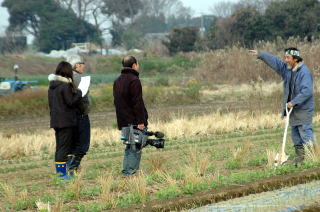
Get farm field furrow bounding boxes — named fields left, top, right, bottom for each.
left=1, top=120, right=320, bottom=211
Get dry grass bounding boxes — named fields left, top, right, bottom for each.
left=0, top=183, right=16, bottom=209
left=232, top=142, right=251, bottom=165
left=188, top=146, right=211, bottom=176
left=130, top=172, right=147, bottom=199
left=183, top=146, right=209, bottom=183
left=194, top=38, right=320, bottom=84
left=158, top=170, right=178, bottom=186
left=98, top=174, right=117, bottom=208
left=149, top=153, right=167, bottom=173
left=0, top=130, right=54, bottom=160
left=19, top=188, right=28, bottom=202
left=0, top=89, right=48, bottom=117
left=36, top=200, right=51, bottom=212
left=305, top=142, right=320, bottom=162
left=2, top=111, right=320, bottom=160
left=115, top=179, right=129, bottom=193
left=52, top=200, right=63, bottom=212
left=68, top=170, right=84, bottom=201
left=154, top=112, right=281, bottom=139
left=208, top=171, right=220, bottom=184
left=266, top=149, right=277, bottom=167
left=183, top=166, right=203, bottom=185
left=201, top=81, right=281, bottom=100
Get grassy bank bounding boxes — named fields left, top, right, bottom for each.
left=0, top=54, right=198, bottom=78
left=0, top=79, right=206, bottom=119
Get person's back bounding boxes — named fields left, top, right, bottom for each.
left=48, top=61, right=82, bottom=180
left=113, top=56, right=148, bottom=176
left=66, top=55, right=91, bottom=175
left=113, top=67, right=148, bottom=130
left=48, top=73, right=81, bottom=128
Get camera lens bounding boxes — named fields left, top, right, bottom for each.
left=147, top=139, right=165, bottom=149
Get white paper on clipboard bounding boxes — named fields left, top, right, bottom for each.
left=78, top=76, right=91, bottom=97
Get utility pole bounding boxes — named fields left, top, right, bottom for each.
left=13, top=64, right=19, bottom=81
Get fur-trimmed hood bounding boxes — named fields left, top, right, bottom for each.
left=48, top=74, right=72, bottom=83
left=48, top=74, right=73, bottom=90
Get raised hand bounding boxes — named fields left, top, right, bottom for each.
left=249, top=50, right=259, bottom=56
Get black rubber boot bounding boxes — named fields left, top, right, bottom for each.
left=293, top=146, right=305, bottom=167
left=66, top=154, right=74, bottom=166
left=67, top=155, right=82, bottom=176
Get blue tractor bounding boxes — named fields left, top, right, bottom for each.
left=0, top=79, right=38, bottom=95
left=0, top=64, right=38, bottom=95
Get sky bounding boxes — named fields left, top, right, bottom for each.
left=0, top=0, right=239, bottom=38
left=180, top=0, right=239, bottom=16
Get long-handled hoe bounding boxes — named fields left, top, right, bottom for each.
left=274, top=105, right=293, bottom=166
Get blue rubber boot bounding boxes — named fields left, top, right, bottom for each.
left=55, top=162, right=70, bottom=180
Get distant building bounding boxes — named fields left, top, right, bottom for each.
left=144, top=33, right=169, bottom=42
left=71, top=42, right=101, bottom=53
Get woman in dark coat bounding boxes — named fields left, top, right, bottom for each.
left=48, top=61, right=82, bottom=179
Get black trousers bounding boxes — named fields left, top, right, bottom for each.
left=71, top=115, right=91, bottom=158
left=54, top=127, right=76, bottom=162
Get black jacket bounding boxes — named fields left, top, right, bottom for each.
left=113, top=68, right=148, bottom=130
left=48, top=74, right=82, bottom=128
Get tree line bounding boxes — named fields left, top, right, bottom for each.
left=165, top=0, right=320, bottom=54
left=2, top=0, right=192, bottom=52
left=2, top=0, right=320, bottom=53
left=206, top=0, right=320, bottom=49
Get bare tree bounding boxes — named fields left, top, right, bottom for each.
left=235, top=0, right=274, bottom=14
left=101, top=0, right=143, bottom=23
left=210, top=1, right=237, bottom=18
left=55, top=0, right=97, bottom=20
left=211, top=0, right=274, bottom=18
left=140, top=0, right=192, bottom=19
left=55, top=0, right=75, bottom=10
left=56, top=0, right=110, bottom=42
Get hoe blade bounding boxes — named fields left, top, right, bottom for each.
left=274, top=153, right=289, bottom=166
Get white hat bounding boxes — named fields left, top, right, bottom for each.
left=66, top=55, right=83, bottom=67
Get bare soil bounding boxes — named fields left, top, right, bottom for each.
left=0, top=103, right=217, bottom=132
left=0, top=101, right=267, bottom=133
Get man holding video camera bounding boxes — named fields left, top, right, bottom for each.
left=113, top=56, right=148, bottom=176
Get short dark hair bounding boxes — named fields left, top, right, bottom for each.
left=55, top=61, right=73, bottom=79
left=122, top=56, right=137, bottom=68
left=284, top=47, right=303, bottom=62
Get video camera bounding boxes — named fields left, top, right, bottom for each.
left=121, top=125, right=165, bottom=151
